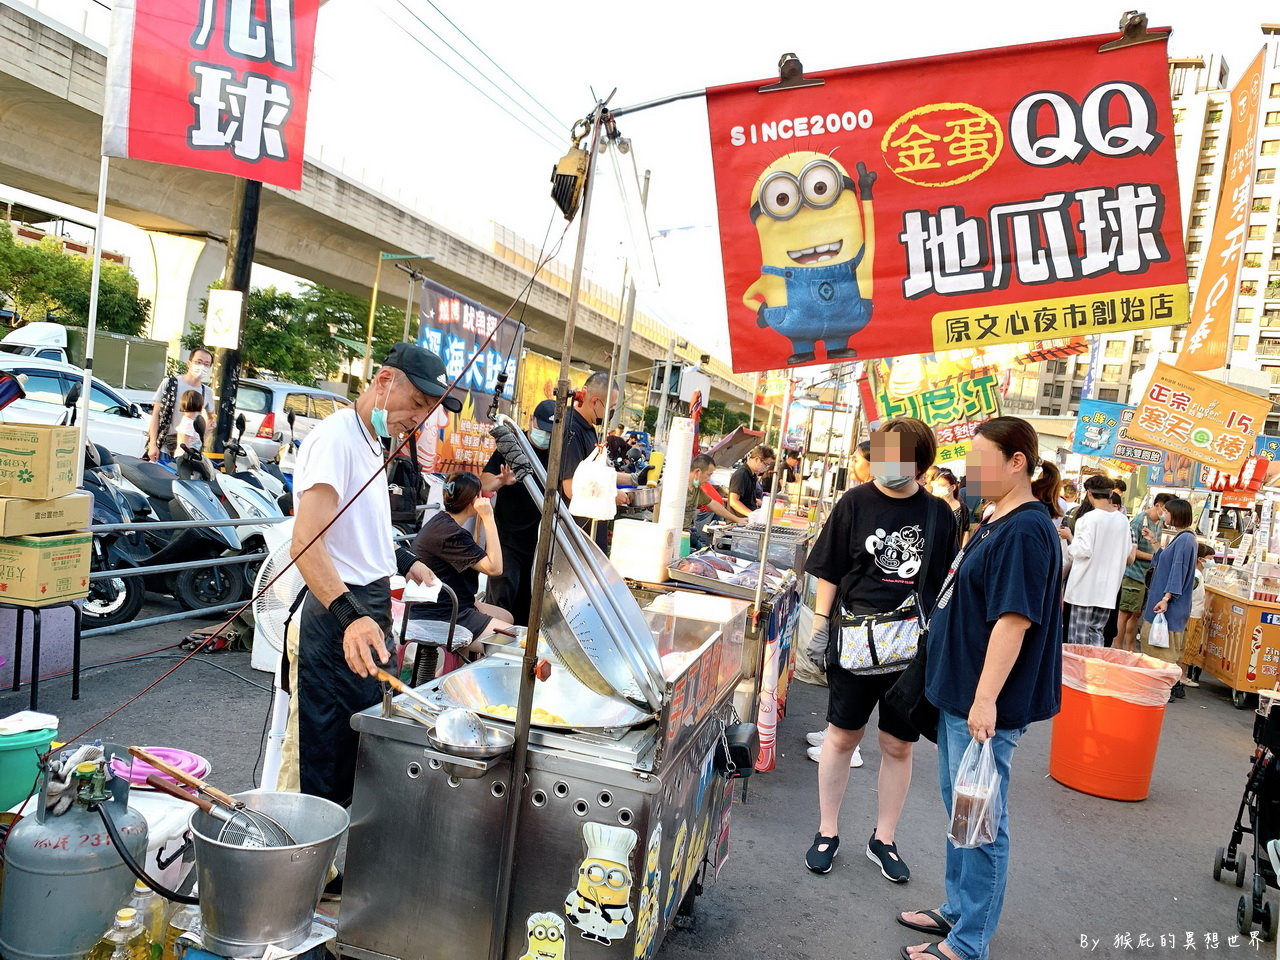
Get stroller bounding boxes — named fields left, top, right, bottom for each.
left=1215, top=690, right=1280, bottom=941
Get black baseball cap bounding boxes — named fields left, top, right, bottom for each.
left=532, top=399, right=556, bottom=432
left=383, top=343, right=462, bottom=413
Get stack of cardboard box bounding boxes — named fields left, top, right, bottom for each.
left=0, top=424, right=92, bottom=607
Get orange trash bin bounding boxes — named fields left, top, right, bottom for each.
left=1049, top=644, right=1182, bottom=801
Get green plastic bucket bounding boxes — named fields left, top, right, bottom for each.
left=0, top=727, right=55, bottom=810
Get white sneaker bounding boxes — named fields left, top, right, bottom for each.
left=805, top=730, right=827, bottom=747
left=807, top=745, right=863, bottom=768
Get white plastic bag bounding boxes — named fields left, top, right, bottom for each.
left=1148, top=613, right=1171, bottom=649
left=569, top=447, right=617, bottom=521
left=948, top=739, right=1002, bottom=849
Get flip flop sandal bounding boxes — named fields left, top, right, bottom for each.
left=899, top=944, right=951, bottom=960
left=896, top=909, right=952, bottom=937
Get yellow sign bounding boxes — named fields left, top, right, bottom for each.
left=1125, top=362, right=1272, bottom=472
left=930, top=284, right=1188, bottom=352
left=515, top=351, right=591, bottom=426
left=1178, top=49, right=1266, bottom=372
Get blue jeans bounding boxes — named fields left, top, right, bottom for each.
left=936, top=709, right=1025, bottom=960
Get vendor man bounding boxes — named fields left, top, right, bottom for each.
left=284, top=343, right=461, bottom=807
left=562, top=372, right=632, bottom=547
left=727, top=444, right=775, bottom=518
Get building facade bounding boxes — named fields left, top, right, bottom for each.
left=1006, top=32, right=1280, bottom=434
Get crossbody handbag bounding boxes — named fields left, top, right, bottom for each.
left=836, top=501, right=937, bottom=676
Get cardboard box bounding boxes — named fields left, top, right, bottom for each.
left=0, top=492, right=92, bottom=537
left=0, top=424, right=80, bottom=500
left=0, top=532, right=92, bottom=607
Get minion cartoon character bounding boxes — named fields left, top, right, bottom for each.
left=564, top=823, right=637, bottom=944
left=632, top=826, right=663, bottom=960
left=742, top=151, right=877, bottom=365
left=519, top=913, right=567, bottom=960
left=663, top=820, right=689, bottom=922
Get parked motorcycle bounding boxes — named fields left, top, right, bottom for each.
left=110, top=447, right=245, bottom=611
left=82, top=441, right=151, bottom=627
left=222, top=413, right=291, bottom=513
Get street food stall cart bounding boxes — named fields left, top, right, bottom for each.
left=336, top=419, right=756, bottom=960
left=1202, top=492, right=1280, bottom=707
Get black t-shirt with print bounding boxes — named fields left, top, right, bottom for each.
left=410, top=511, right=487, bottom=618
left=729, top=464, right=761, bottom=512
left=805, top=483, right=958, bottom=617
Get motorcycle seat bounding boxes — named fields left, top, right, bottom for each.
left=117, top=457, right=177, bottom=501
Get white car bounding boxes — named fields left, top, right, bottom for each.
left=235, top=379, right=351, bottom=468
left=0, top=356, right=149, bottom=457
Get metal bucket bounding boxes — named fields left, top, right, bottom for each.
left=189, top=791, right=347, bottom=958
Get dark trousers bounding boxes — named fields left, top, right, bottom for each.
left=486, top=540, right=536, bottom=627
left=297, top=578, right=390, bottom=807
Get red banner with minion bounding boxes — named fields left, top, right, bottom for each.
left=706, top=33, right=1188, bottom=373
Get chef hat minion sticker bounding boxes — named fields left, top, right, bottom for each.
left=742, top=150, right=876, bottom=365
left=564, top=822, right=637, bottom=944
left=519, top=914, right=566, bottom=960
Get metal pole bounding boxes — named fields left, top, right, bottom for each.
left=610, top=169, right=650, bottom=432
left=601, top=261, right=629, bottom=434
left=401, top=271, right=419, bottom=344
left=76, top=155, right=110, bottom=486
left=362, top=254, right=385, bottom=383
left=655, top=337, right=676, bottom=446
left=213, top=178, right=261, bottom=454
left=490, top=106, right=605, bottom=960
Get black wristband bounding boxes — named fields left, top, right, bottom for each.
left=328, top=591, right=372, bottom=631
left=395, top=547, right=418, bottom=577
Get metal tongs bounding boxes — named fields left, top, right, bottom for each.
left=375, top=667, right=439, bottom=729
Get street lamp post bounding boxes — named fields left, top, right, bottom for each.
left=396, top=259, right=433, bottom=344
left=362, top=251, right=429, bottom=383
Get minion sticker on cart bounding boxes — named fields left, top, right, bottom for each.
left=742, top=151, right=876, bottom=365
left=564, top=823, right=637, bottom=944
left=633, top=825, right=664, bottom=960
left=663, top=819, right=689, bottom=923
left=519, top=914, right=566, bottom=960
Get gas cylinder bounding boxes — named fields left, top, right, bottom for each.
left=0, top=744, right=149, bottom=960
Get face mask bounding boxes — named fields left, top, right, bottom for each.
left=873, top=467, right=914, bottom=490
left=530, top=428, right=552, bottom=449
left=370, top=381, right=392, bottom=439
left=193, top=363, right=212, bottom=384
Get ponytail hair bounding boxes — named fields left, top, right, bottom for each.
left=1033, top=459, right=1063, bottom=519
left=974, top=416, right=1062, bottom=519
left=442, top=471, right=482, bottom=514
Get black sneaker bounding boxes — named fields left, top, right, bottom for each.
left=866, top=833, right=910, bottom=883
left=1170, top=682, right=1186, bottom=701
left=805, top=833, right=839, bottom=874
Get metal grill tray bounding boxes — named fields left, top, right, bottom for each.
left=668, top=550, right=791, bottom=600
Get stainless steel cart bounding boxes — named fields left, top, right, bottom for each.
left=338, top=564, right=752, bottom=960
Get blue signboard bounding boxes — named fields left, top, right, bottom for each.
left=1072, top=399, right=1164, bottom=466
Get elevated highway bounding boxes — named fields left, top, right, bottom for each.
left=0, top=3, right=752, bottom=404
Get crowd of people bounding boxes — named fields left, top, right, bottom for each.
left=798, top=413, right=1213, bottom=960
left=276, top=342, right=1212, bottom=943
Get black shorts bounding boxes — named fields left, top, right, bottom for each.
left=826, top=666, right=920, bottom=743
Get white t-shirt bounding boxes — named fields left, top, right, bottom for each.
left=175, top=414, right=201, bottom=453
left=294, top=408, right=395, bottom=586
left=1064, top=508, right=1134, bottom=608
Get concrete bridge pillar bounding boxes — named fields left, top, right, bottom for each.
left=132, top=232, right=227, bottom=357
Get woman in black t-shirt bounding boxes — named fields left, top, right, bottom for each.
left=409, top=472, right=513, bottom=652
left=801, top=418, right=957, bottom=883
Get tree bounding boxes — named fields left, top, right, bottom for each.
left=50, top=257, right=151, bottom=335
left=0, top=223, right=151, bottom=334
left=184, top=281, right=404, bottom=386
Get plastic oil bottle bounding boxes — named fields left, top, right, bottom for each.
left=126, top=882, right=167, bottom=960
left=85, top=908, right=150, bottom=960
left=161, top=900, right=201, bottom=960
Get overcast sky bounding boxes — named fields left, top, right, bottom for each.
left=12, top=0, right=1280, bottom=367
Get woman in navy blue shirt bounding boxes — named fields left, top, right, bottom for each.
left=899, top=417, right=1063, bottom=960
left=1138, top=497, right=1198, bottom=699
